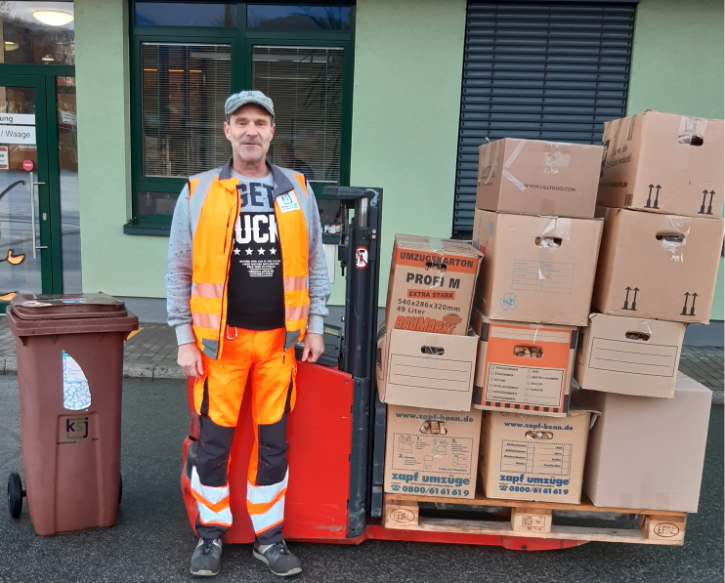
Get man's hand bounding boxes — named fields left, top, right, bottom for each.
left=178, top=343, right=204, bottom=379
left=301, top=333, right=324, bottom=363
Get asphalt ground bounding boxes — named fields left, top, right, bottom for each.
left=0, top=377, right=722, bottom=583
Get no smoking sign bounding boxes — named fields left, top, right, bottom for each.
left=355, top=247, right=368, bottom=269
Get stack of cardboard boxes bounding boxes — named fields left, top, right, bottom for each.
left=378, top=110, right=722, bottom=515
left=470, top=138, right=605, bottom=504
left=377, top=235, right=484, bottom=499
left=575, top=111, right=724, bottom=513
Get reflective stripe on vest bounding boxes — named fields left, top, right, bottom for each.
left=188, top=165, right=310, bottom=360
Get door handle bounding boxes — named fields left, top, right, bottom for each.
left=28, top=171, right=46, bottom=259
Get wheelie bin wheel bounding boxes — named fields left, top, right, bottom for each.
left=7, top=472, right=23, bottom=519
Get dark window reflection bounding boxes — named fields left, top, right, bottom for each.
left=247, top=6, right=351, bottom=31
left=138, top=191, right=180, bottom=217
left=56, top=77, right=82, bottom=293
left=253, top=46, right=344, bottom=184
left=0, top=2, right=74, bottom=66
left=141, top=43, right=231, bottom=178
left=135, top=3, right=236, bottom=28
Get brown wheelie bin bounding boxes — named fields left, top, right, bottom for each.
left=6, top=293, right=138, bottom=535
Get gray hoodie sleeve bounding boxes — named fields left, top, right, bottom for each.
left=306, top=181, right=331, bottom=335
left=166, top=184, right=196, bottom=346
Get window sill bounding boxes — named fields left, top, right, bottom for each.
left=123, top=220, right=170, bottom=237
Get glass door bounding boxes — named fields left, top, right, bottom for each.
left=0, top=75, right=52, bottom=307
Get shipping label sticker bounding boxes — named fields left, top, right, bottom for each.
left=485, top=364, right=564, bottom=407
left=276, top=192, right=301, bottom=213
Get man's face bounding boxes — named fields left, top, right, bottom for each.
left=224, top=104, right=275, bottom=164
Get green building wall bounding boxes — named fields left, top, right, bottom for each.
left=76, top=0, right=169, bottom=299
left=627, top=0, right=725, bottom=320
left=344, top=0, right=467, bottom=306
left=74, top=0, right=724, bottom=321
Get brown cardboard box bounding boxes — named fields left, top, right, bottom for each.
left=376, top=327, right=478, bottom=411
left=583, top=373, right=711, bottom=512
left=591, top=208, right=725, bottom=324
left=598, top=111, right=724, bottom=218
left=385, top=234, right=483, bottom=337
left=575, top=313, right=686, bottom=398
left=480, top=404, right=597, bottom=504
left=472, top=209, right=604, bottom=326
left=471, top=308, right=577, bottom=417
left=477, top=138, right=603, bottom=219
left=384, top=405, right=481, bottom=499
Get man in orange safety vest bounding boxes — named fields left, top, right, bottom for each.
left=166, top=90, right=330, bottom=577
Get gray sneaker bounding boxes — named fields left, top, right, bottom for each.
left=190, top=538, right=222, bottom=577
left=253, top=540, right=302, bottom=577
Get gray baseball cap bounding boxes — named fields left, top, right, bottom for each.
left=225, top=90, right=275, bottom=122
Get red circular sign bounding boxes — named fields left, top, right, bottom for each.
left=22, top=160, right=33, bottom=171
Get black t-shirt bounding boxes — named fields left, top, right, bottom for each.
left=226, top=172, right=285, bottom=330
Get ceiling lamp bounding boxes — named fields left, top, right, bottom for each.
left=33, top=11, right=74, bottom=27
left=42, top=55, right=55, bottom=62
left=4, top=42, right=18, bottom=52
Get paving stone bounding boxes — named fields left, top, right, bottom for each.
left=122, top=363, right=154, bottom=379
left=153, top=364, right=185, bottom=380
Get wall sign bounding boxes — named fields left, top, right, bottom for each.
left=0, top=146, right=8, bottom=169
left=0, top=113, right=35, bottom=126
left=0, top=126, right=35, bottom=145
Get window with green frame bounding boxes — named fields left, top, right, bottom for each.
left=126, top=1, right=355, bottom=236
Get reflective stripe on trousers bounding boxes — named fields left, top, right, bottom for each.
left=247, top=469, right=289, bottom=537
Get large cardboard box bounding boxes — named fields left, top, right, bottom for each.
left=477, top=138, right=603, bottom=219
left=384, top=405, right=482, bottom=499
left=480, top=404, right=597, bottom=504
left=575, top=313, right=686, bottom=398
left=385, top=234, right=483, bottom=337
left=376, top=327, right=478, bottom=411
left=472, top=209, right=604, bottom=326
left=471, top=308, right=577, bottom=417
left=591, top=208, right=725, bottom=324
left=583, top=373, right=711, bottom=512
left=598, top=111, right=724, bottom=218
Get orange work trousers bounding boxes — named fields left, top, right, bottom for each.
left=190, top=326, right=296, bottom=544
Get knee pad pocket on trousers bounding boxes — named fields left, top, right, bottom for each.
left=256, top=413, right=289, bottom=486
left=196, top=416, right=236, bottom=487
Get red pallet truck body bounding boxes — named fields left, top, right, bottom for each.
left=180, top=185, right=582, bottom=550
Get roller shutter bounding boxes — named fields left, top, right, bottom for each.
left=453, top=1, right=637, bottom=237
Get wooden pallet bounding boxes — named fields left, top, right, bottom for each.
left=383, top=493, right=687, bottom=546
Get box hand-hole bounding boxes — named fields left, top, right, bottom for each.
left=534, top=236, right=562, bottom=248
left=656, top=232, right=685, bottom=243
left=514, top=345, right=543, bottom=358
left=678, top=134, right=704, bottom=146
left=625, top=331, right=651, bottom=341
left=419, top=420, right=448, bottom=435
left=420, top=346, right=445, bottom=356
left=425, top=261, right=447, bottom=272
left=525, top=430, right=554, bottom=441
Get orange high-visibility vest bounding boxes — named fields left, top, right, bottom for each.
left=186, top=161, right=311, bottom=360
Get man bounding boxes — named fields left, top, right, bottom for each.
left=166, top=90, right=330, bottom=577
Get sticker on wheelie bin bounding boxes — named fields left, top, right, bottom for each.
left=62, top=350, right=91, bottom=410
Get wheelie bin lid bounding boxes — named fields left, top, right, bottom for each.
left=7, top=293, right=139, bottom=336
